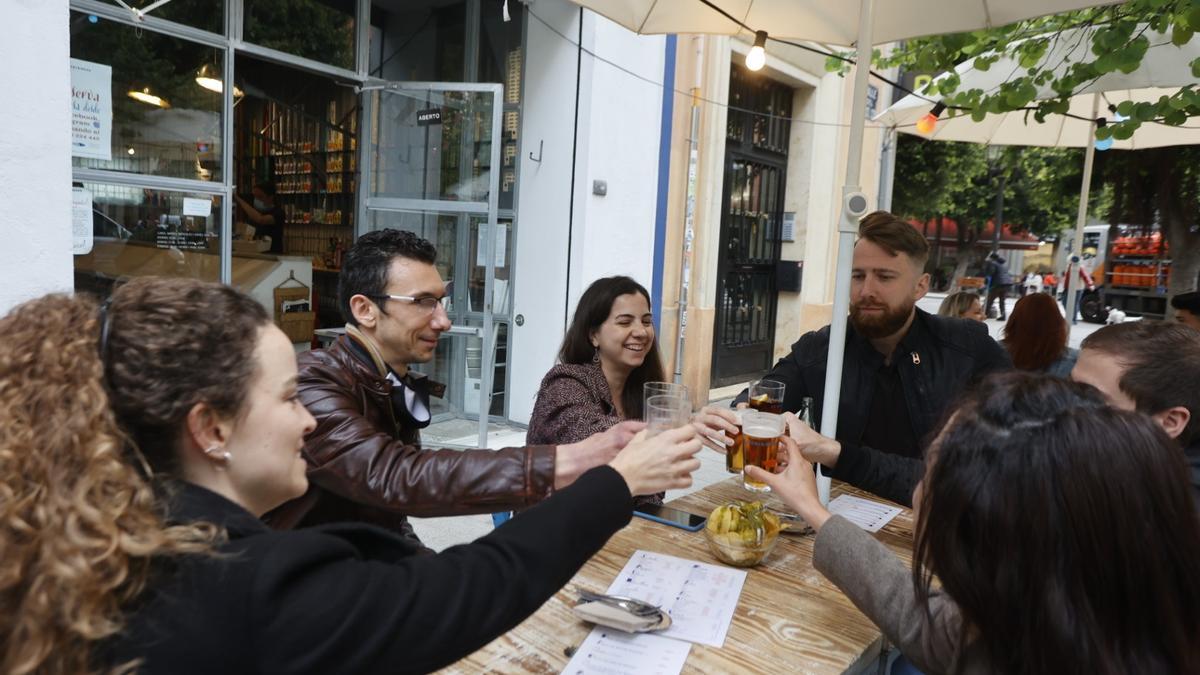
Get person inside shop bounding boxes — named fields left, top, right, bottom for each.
left=1072, top=321, right=1200, bottom=506
left=749, top=373, right=1200, bottom=674
left=234, top=180, right=285, bottom=254
left=1172, top=290, right=1200, bottom=331
left=0, top=277, right=701, bottom=674
left=704, top=211, right=1011, bottom=507
left=526, top=275, right=739, bottom=508
left=265, top=230, right=648, bottom=544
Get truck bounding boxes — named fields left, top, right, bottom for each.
left=1058, top=224, right=1171, bottom=324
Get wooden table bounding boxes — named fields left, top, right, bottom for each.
left=440, top=477, right=914, bottom=674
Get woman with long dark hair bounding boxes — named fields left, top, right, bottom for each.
left=750, top=373, right=1200, bottom=674
left=1002, top=292, right=1076, bottom=377
left=530, top=276, right=665, bottom=427
left=0, top=277, right=701, bottom=674
left=528, top=277, right=737, bottom=507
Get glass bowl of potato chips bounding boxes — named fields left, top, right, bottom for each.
left=703, top=501, right=781, bottom=567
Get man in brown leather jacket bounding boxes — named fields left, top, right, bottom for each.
left=267, top=229, right=639, bottom=543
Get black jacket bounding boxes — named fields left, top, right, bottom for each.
left=104, top=467, right=632, bottom=674
left=736, top=309, right=1011, bottom=505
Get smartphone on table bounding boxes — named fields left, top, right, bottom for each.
left=633, top=504, right=707, bottom=531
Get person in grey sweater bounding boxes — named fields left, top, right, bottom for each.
left=750, top=373, right=1200, bottom=674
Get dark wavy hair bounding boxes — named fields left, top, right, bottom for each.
left=559, top=276, right=665, bottom=420
left=1002, top=292, right=1068, bottom=372
left=913, top=373, right=1200, bottom=674
left=338, top=229, right=438, bottom=326
left=107, top=277, right=271, bottom=474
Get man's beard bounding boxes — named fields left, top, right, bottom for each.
left=850, top=300, right=914, bottom=339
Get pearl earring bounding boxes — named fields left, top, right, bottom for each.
left=204, top=445, right=232, bottom=464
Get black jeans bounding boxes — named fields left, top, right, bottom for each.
left=986, top=284, right=1011, bottom=319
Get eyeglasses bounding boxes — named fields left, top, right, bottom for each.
left=371, top=294, right=450, bottom=313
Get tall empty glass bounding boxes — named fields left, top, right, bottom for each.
left=741, top=411, right=784, bottom=492
left=643, top=381, right=689, bottom=414
left=645, top=394, right=692, bottom=437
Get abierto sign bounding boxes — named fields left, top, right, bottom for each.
left=70, top=58, right=112, bottom=161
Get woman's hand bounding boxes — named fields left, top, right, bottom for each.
left=691, top=405, right=740, bottom=453
left=743, top=436, right=831, bottom=531
left=609, top=426, right=702, bottom=496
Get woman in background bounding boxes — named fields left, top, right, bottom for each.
left=936, top=291, right=986, bottom=322
left=0, top=277, right=701, bottom=674
left=1002, top=292, right=1077, bottom=377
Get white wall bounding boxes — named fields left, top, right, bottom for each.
left=508, top=3, right=665, bottom=423
left=567, top=14, right=663, bottom=311
left=0, top=1, right=72, bottom=314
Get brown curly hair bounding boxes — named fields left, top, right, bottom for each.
left=105, top=276, right=269, bottom=473
left=0, top=277, right=269, bottom=674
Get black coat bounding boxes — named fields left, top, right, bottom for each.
left=736, top=309, right=1011, bottom=505
left=103, top=467, right=633, bottom=674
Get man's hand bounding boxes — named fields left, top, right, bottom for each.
left=783, top=411, right=841, bottom=468
left=554, top=421, right=646, bottom=489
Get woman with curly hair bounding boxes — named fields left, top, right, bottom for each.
left=752, top=373, right=1200, bottom=674
left=0, top=277, right=702, bottom=674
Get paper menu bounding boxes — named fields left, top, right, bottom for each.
left=562, top=629, right=690, bottom=675
left=605, top=550, right=746, bottom=648
left=827, top=494, right=903, bottom=533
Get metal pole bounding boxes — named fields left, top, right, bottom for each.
left=817, top=0, right=875, bottom=507
left=1065, top=93, right=1100, bottom=324
left=991, top=172, right=1005, bottom=254
left=674, top=36, right=703, bottom=386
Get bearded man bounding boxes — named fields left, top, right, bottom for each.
left=731, top=211, right=1011, bottom=506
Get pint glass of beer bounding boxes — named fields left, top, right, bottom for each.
left=748, top=380, right=785, bottom=415
left=741, top=411, right=784, bottom=492
left=725, top=409, right=745, bottom=474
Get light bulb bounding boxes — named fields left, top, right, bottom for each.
left=916, top=113, right=938, bottom=134
left=745, top=30, right=767, bottom=71
left=127, top=147, right=136, bottom=155
left=1094, top=137, right=1114, bottom=151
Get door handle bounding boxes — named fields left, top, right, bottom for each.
left=445, top=325, right=483, bottom=337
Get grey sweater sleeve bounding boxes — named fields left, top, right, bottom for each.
left=812, top=515, right=968, bottom=674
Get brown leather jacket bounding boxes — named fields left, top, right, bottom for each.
left=265, top=332, right=557, bottom=542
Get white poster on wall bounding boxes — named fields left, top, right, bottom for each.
left=70, top=58, right=113, bottom=161
left=72, top=188, right=94, bottom=255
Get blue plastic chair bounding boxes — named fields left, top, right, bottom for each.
left=491, top=511, right=513, bottom=527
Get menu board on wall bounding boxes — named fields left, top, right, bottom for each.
left=70, top=58, right=112, bottom=161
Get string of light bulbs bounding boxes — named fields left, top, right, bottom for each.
left=692, top=0, right=1123, bottom=144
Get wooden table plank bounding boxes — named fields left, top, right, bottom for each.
left=439, top=477, right=913, bottom=674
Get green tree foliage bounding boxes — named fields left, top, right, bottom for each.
left=863, top=0, right=1200, bottom=295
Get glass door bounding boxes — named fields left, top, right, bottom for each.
left=361, top=82, right=504, bottom=450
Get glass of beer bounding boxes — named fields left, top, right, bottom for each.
left=748, top=380, right=785, bottom=414
left=645, top=394, right=691, bottom=438
left=741, top=411, right=784, bottom=492
left=725, top=409, right=744, bottom=474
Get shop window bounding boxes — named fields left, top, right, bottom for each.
left=73, top=182, right=224, bottom=297
left=94, top=0, right=225, bottom=34
left=244, top=0, right=356, bottom=71
left=70, top=12, right=224, bottom=181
